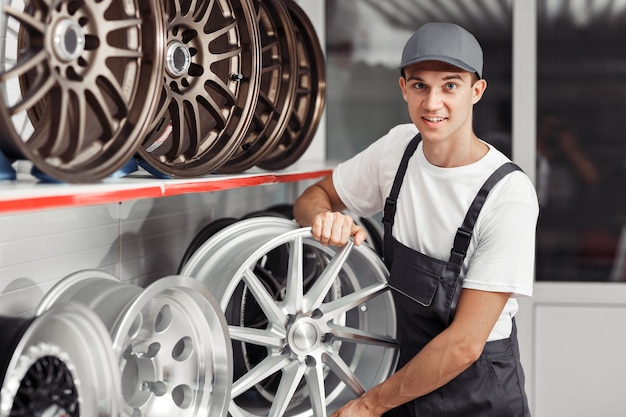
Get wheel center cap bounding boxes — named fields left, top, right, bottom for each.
left=166, top=41, right=192, bottom=77
left=289, top=319, right=320, bottom=354
left=53, top=19, right=86, bottom=62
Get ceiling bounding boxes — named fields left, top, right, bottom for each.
left=328, top=0, right=626, bottom=42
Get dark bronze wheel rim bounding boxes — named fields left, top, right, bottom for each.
left=257, top=0, right=326, bottom=171
left=0, top=0, right=165, bottom=182
left=217, top=0, right=298, bottom=173
left=137, top=0, right=262, bottom=177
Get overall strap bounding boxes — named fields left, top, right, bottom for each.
left=382, top=133, right=421, bottom=267
left=448, top=162, right=522, bottom=268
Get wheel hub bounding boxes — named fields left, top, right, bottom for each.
left=288, top=317, right=321, bottom=355
left=121, top=348, right=163, bottom=408
left=166, top=41, right=192, bottom=77
left=53, top=19, right=86, bottom=62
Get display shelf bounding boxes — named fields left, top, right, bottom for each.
left=0, top=161, right=334, bottom=214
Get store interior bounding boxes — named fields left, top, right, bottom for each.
left=1, top=1, right=625, bottom=416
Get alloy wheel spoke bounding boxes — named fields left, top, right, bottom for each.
left=327, top=325, right=398, bottom=349
left=169, top=97, right=186, bottom=157
left=228, top=325, right=285, bottom=348
left=204, top=74, right=238, bottom=105
left=186, top=99, right=202, bottom=156
left=9, top=74, right=54, bottom=115
left=3, top=5, right=45, bottom=33
left=102, top=46, right=143, bottom=60
left=324, top=350, right=366, bottom=398
left=319, top=282, right=389, bottom=320
left=0, top=49, right=46, bottom=83
left=192, top=0, right=213, bottom=21
left=305, top=360, right=327, bottom=417
left=44, top=86, right=70, bottom=157
left=304, top=240, right=354, bottom=312
left=284, top=236, right=304, bottom=312
left=199, top=90, right=229, bottom=127
left=231, top=354, right=291, bottom=398
left=105, top=17, right=142, bottom=32
left=268, top=361, right=306, bottom=417
left=243, top=268, right=286, bottom=327
left=205, top=20, right=237, bottom=42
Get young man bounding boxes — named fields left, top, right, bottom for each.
left=293, top=22, right=538, bottom=417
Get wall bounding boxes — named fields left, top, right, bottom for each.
left=0, top=183, right=306, bottom=318
left=517, top=282, right=626, bottom=417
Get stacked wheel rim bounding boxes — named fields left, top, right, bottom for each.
left=36, top=270, right=232, bottom=417
left=0, top=303, right=121, bottom=417
left=256, top=0, right=327, bottom=170
left=217, top=0, right=298, bottom=173
left=137, top=0, right=262, bottom=177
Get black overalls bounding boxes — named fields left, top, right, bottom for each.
left=382, top=134, right=531, bottom=417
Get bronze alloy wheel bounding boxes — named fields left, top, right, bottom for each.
left=256, top=0, right=326, bottom=171
left=217, top=0, right=298, bottom=173
left=137, top=0, right=262, bottom=177
left=0, top=0, right=165, bottom=182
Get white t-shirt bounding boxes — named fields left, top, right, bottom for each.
left=333, top=124, right=539, bottom=341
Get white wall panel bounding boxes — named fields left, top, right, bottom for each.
left=534, top=304, right=626, bottom=417
left=0, top=184, right=293, bottom=316
left=118, top=185, right=284, bottom=286
left=517, top=282, right=626, bottom=416
left=0, top=204, right=120, bottom=316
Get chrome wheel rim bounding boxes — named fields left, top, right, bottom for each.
left=181, top=217, right=398, bottom=417
left=36, top=270, right=232, bottom=417
left=0, top=303, right=121, bottom=417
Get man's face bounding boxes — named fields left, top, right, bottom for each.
left=399, top=61, right=486, bottom=144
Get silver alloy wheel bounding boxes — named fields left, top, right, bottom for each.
left=180, top=217, right=398, bottom=417
left=36, top=270, right=232, bottom=417
left=0, top=302, right=121, bottom=417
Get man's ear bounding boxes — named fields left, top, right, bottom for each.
left=471, top=79, right=487, bottom=104
left=399, top=77, right=408, bottom=102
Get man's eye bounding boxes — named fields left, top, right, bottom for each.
left=445, top=82, right=457, bottom=89
left=414, top=83, right=425, bottom=89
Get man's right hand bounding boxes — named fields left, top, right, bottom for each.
left=310, top=211, right=367, bottom=247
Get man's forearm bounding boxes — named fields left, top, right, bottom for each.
left=358, top=289, right=512, bottom=415
left=359, top=327, right=479, bottom=414
left=293, top=183, right=333, bottom=227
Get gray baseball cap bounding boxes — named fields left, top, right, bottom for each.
left=400, top=22, right=483, bottom=78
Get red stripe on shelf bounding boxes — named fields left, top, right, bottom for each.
left=0, top=187, right=163, bottom=213
left=0, top=169, right=332, bottom=214
left=162, top=170, right=332, bottom=196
